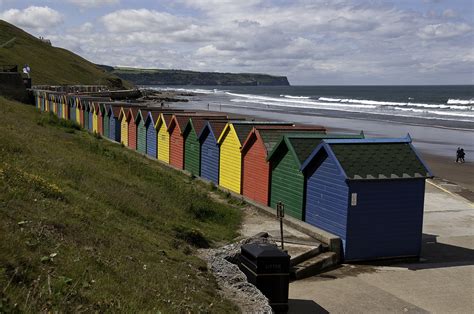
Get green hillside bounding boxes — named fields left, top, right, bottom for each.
left=0, top=20, right=130, bottom=88
left=101, top=65, right=290, bottom=86
left=0, top=97, right=241, bottom=312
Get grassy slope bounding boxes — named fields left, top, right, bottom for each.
left=0, top=98, right=242, bottom=312
left=0, top=20, right=131, bottom=88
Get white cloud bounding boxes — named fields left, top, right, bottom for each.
left=0, top=6, right=63, bottom=31
left=66, top=0, right=119, bottom=8
left=418, top=22, right=472, bottom=39
left=24, top=1, right=474, bottom=84
left=101, top=9, right=192, bottom=33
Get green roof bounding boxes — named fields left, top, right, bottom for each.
left=259, top=130, right=325, bottom=154
left=289, top=137, right=326, bottom=163
left=267, top=133, right=364, bottom=164
left=330, top=143, right=431, bottom=179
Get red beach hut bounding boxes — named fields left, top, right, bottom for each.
left=241, top=125, right=326, bottom=205
left=168, top=115, right=191, bottom=169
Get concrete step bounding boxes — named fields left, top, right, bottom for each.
left=290, top=244, right=323, bottom=267
left=291, top=252, right=338, bottom=280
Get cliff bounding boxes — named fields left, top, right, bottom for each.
left=99, top=66, right=290, bottom=86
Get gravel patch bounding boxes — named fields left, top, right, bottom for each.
left=199, top=234, right=275, bottom=313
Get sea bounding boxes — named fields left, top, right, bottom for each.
left=147, top=85, right=474, bottom=157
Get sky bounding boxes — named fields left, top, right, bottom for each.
left=0, top=0, right=473, bottom=85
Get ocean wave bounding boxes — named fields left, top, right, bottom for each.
left=447, top=99, right=474, bottom=105
left=227, top=99, right=474, bottom=123
left=229, top=99, right=376, bottom=112
left=428, top=110, right=474, bottom=118
left=393, top=107, right=426, bottom=113
left=280, top=95, right=311, bottom=99
left=150, top=87, right=216, bottom=94
left=318, top=96, right=473, bottom=110
left=226, top=92, right=376, bottom=109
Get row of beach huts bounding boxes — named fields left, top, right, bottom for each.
left=33, top=88, right=433, bottom=261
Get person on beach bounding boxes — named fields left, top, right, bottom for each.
left=460, top=148, right=465, bottom=163
left=456, top=147, right=462, bottom=163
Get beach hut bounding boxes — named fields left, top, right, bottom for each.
left=103, top=104, right=111, bottom=138
left=300, top=136, right=432, bottom=261
left=198, top=120, right=228, bottom=184
left=217, top=121, right=292, bottom=194
left=109, top=106, right=122, bottom=142
left=55, top=94, right=63, bottom=119
left=127, top=107, right=140, bottom=150
left=168, top=115, right=191, bottom=169
left=84, top=102, right=92, bottom=131
left=145, top=111, right=163, bottom=158
left=183, top=117, right=228, bottom=176
left=136, top=109, right=148, bottom=154
left=240, top=125, right=326, bottom=206
left=75, top=98, right=81, bottom=125
left=61, top=95, right=69, bottom=120
left=68, top=96, right=76, bottom=122
left=88, top=102, right=94, bottom=132
left=267, top=133, right=364, bottom=220
left=156, top=113, right=174, bottom=163
left=119, top=107, right=129, bottom=146
left=92, top=103, right=99, bottom=133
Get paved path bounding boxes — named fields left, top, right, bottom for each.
left=288, top=183, right=474, bottom=313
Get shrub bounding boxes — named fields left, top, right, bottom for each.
left=173, top=225, right=210, bottom=248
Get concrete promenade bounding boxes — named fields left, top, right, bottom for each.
left=288, top=182, right=474, bottom=313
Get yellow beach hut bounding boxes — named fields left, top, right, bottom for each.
left=75, top=97, right=81, bottom=125
left=156, top=113, right=174, bottom=163
left=119, top=107, right=129, bottom=146
left=92, top=102, right=99, bottom=133
left=217, top=121, right=292, bottom=194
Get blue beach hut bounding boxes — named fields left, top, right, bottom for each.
left=88, top=103, right=94, bottom=132
left=69, top=96, right=76, bottom=122
left=198, top=120, right=228, bottom=184
left=300, top=136, right=433, bottom=261
left=108, top=106, right=122, bottom=142
left=145, top=111, right=161, bottom=158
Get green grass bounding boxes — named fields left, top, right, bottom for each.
left=0, top=97, right=242, bottom=312
left=0, top=21, right=131, bottom=88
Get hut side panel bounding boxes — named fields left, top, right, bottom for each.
left=169, top=126, right=184, bottom=169
left=270, top=147, right=305, bottom=220
left=146, top=121, right=157, bottom=158
left=184, top=130, right=200, bottom=175
left=157, top=123, right=170, bottom=163
left=242, top=136, right=270, bottom=205
left=98, top=113, right=103, bottom=135
left=345, top=180, right=425, bottom=261
left=109, top=117, right=121, bottom=143
left=128, top=120, right=137, bottom=150
left=200, top=129, right=219, bottom=184
left=121, top=119, right=128, bottom=146
left=93, top=112, right=98, bottom=133
left=137, top=120, right=147, bottom=154
left=219, top=128, right=242, bottom=194
left=75, top=105, right=80, bottom=125
left=70, top=104, right=76, bottom=122
left=304, top=152, right=349, bottom=241
left=104, top=114, right=110, bottom=138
